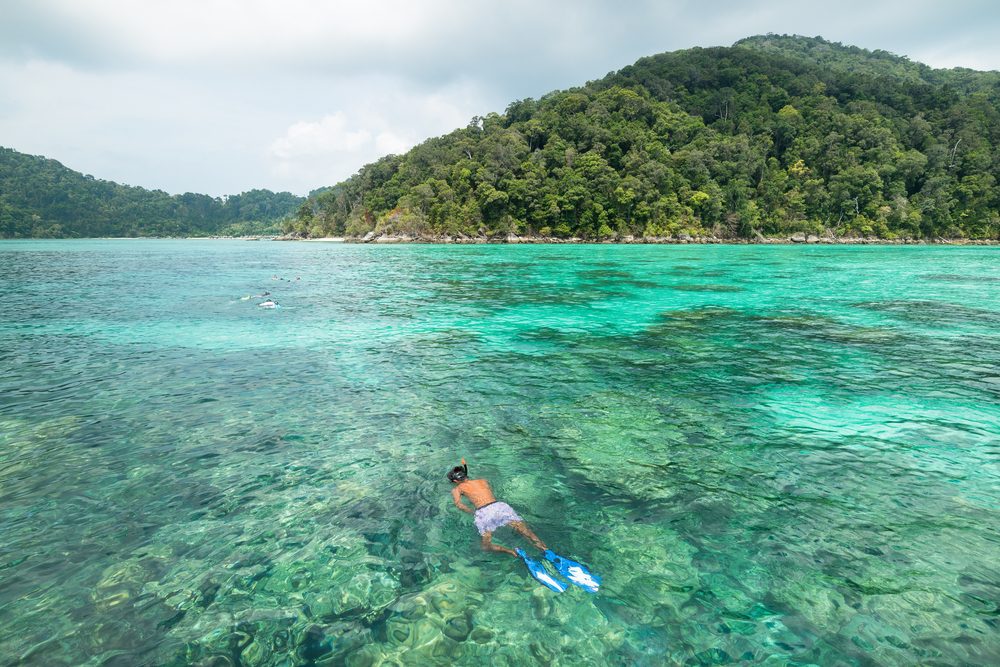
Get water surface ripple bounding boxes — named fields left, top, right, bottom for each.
left=2, top=240, right=999, bottom=666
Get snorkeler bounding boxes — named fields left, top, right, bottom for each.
left=448, top=460, right=546, bottom=557
left=448, top=460, right=601, bottom=593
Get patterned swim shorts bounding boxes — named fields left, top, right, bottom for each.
left=473, top=502, right=522, bottom=535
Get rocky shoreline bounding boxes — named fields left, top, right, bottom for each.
left=274, top=230, right=1000, bottom=246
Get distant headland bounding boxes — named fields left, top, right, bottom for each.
left=4, top=35, right=1000, bottom=243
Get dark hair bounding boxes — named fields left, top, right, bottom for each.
left=447, top=466, right=468, bottom=482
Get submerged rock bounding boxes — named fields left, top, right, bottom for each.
left=441, top=615, right=471, bottom=641
left=470, top=627, right=493, bottom=643
left=343, top=645, right=379, bottom=667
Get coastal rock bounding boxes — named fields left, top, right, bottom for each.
left=334, top=231, right=998, bottom=245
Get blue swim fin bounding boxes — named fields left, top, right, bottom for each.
left=543, top=550, right=601, bottom=593
left=515, top=548, right=567, bottom=593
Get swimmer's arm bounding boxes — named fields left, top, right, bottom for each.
left=451, top=487, right=475, bottom=514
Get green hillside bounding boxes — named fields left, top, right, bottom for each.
left=0, top=148, right=304, bottom=238
left=291, top=38, right=1000, bottom=241
left=736, top=34, right=1000, bottom=101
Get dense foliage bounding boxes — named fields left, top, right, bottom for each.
left=0, top=148, right=303, bottom=238
left=292, top=36, right=1000, bottom=240
left=736, top=35, right=1000, bottom=102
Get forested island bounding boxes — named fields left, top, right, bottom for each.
left=4, top=34, right=1000, bottom=241
left=288, top=35, right=1000, bottom=243
left=0, top=148, right=304, bottom=238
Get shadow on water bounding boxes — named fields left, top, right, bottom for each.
left=577, top=270, right=633, bottom=279
left=921, top=273, right=1000, bottom=282
left=669, top=284, right=745, bottom=292
left=854, top=299, right=1000, bottom=328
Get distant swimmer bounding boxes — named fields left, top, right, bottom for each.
left=241, top=290, right=269, bottom=300
left=272, top=276, right=279, bottom=280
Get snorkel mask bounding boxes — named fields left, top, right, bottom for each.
left=447, top=459, right=468, bottom=482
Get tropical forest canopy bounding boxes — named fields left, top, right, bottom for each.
left=735, top=35, right=1000, bottom=102
left=0, top=147, right=304, bottom=238
left=291, top=34, right=1000, bottom=240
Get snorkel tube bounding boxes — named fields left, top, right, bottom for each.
left=462, top=458, right=468, bottom=477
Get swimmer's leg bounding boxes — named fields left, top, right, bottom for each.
left=481, top=531, right=516, bottom=557
left=509, top=521, right=547, bottom=551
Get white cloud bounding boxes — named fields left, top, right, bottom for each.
left=262, top=78, right=482, bottom=193
left=0, top=60, right=281, bottom=192
left=266, top=113, right=378, bottom=192
left=269, top=114, right=372, bottom=159
left=375, top=132, right=410, bottom=156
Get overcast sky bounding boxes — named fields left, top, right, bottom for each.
left=2, top=0, right=998, bottom=197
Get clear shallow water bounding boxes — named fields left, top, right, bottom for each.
left=2, top=240, right=1000, bottom=667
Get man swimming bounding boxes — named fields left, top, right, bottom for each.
left=448, top=461, right=546, bottom=557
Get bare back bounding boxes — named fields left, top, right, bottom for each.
left=451, top=478, right=496, bottom=512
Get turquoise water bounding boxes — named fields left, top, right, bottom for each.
left=2, top=240, right=1000, bottom=667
